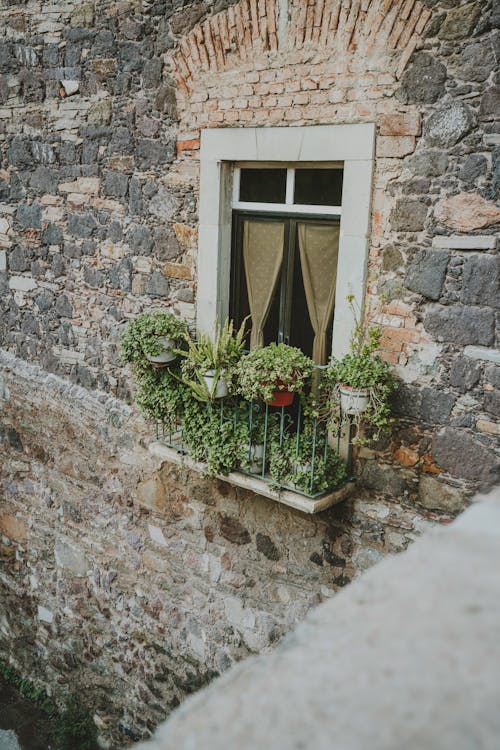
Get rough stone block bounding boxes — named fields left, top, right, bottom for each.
left=425, top=103, right=474, bottom=147
left=435, top=193, right=500, bottom=232
left=432, top=426, right=499, bottom=485
left=461, top=254, right=499, bottom=308
left=145, top=271, right=170, bottom=297
left=390, top=199, right=428, bottom=232
left=405, top=249, right=449, bottom=300
left=136, top=475, right=167, bottom=512
left=397, top=52, right=447, bottom=105
left=16, top=203, right=41, bottom=229
left=0, top=513, right=28, bottom=542
left=450, top=357, right=482, bottom=393
left=54, top=538, right=89, bottom=576
left=360, top=461, right=408, bottom=497
left=424, top=305, right=494, bottom=346
left=418, top=475, right=465, bottom=515
left=439, top=2, right=481, bottom=40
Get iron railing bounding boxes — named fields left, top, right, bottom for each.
left=155, top=365, right=350, bottom=499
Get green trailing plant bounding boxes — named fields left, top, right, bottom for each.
left=0, top=660, right=98, bottom=750
left=179, top=318, right=247, bottom=400
left=181, top=398, right=250, bottom=476
left=268, top=421, right=346, bottom=495
left=55, top=694, right=99, bottom=750
left=120, top=312, right=188, bottom=364
left=135, top=365, right=190, bottom=423
left=324, top=296, right=397, bottom=442
left=236, top=343, right=314, bottom=403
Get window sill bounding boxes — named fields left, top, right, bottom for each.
left=149, top=441, right=354, bottom=515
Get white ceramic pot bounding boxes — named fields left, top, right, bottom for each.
left=145, top=337, right=176, bottom=364
left=339, top=385, right=370, bottom=415
left=248, top=443, right=265, bottom=473
left=203, top=370, right=228, bottom=399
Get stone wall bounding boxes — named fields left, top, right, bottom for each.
left=0, top=0, right=499, bottom=745
left=0, top=349, right=439, bottom=746
left=0, top=0, right=498, bottom=498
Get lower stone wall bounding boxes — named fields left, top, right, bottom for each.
left=0, top=349, right=463, bottom=747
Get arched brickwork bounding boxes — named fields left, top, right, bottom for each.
left=170, top=0, right=432, bottom=96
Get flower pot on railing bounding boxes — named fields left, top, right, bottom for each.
left=145, top=337, right=177, bottom=365
left=247, top=443, right=265, bottom=473
left=203, top=369, right=229, bottom=399
left=339, top=385, right=370, bottom=416
left=268, top=389, right=294, bottom=407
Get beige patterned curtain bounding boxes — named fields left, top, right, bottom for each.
left=243, top=220, right=285, bottom=349
left=298, top=223, right=340, bottom=365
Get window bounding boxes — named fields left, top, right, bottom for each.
left=230, top=166, right=344, bottom=363
left=197, top=125, right=375, bottom=361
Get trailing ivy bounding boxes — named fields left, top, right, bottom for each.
left=0, top=659, right=98, bottom=750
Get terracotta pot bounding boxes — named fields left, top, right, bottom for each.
left=268, top=389, right=294, bottom=407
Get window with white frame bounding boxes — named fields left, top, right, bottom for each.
left=230, top=164, right=344, bottom=364
left=197, top=125, right=375, bottom=362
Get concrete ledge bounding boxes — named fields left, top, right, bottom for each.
left=135, top=488, right=500, bottom=750
left=149, top=442, right=354, bottom=514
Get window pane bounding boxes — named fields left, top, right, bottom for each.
left=294, top=168, right=343, bottom=206
left=239, top=168, right=287, bottom=203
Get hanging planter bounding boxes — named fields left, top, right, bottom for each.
left=339, top=384, right=370, bottom=416
left=145, top=337, right=177, bottom=365
left=120, top=312, right=188, bottom=368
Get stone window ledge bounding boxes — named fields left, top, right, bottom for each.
left=149, top=442, right=354, bottom=515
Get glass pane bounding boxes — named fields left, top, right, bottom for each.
left=294, top=168, right=343, bottom=206
left=239, top=168, right=287, bottom=203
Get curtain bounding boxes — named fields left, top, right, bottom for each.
left=243, top=220, right=285, bottom=349
left=298, top=223, right=340, bottom=365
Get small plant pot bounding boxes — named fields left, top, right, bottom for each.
left=247, top=443, right=265, bottom=474
left=268, top=389, right=294, bottom=407
left=339, top=385, right=369, bottom=416
left=203, top=370, right=229, bottom=399
left=145, top=337, right=176, bottom=364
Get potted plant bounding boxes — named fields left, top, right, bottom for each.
left=324, top=298, right=396, bottom=442
left=240, top=406, right=279, bottom=475
left=179, top=318, right=247, bottom=400
left=120, top=312, right=188, bottom=367
left=268, top=421, right=346, bottom=496
left=236, top=343, right=314, bottom=407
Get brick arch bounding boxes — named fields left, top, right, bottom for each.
left=170, top=0, right=432, bottom=95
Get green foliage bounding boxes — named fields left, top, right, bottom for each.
left=268, top=422, right=346, bottom=495
left=120, top=312, right=188, bottom=362
left=179, top=318, right=247, bottom=400
left=324, top=297, right=397, bottom=443
left=0, top=660, right=97, bottom=750
left=55, top=694, right=99, bottom=750
left=182, top=398, right=250, bottom=476
left=236, top=343, right=314, bottom=403
left=135, top=365, right=189, bottom=421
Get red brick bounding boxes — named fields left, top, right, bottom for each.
left=379, top=112, right=421, bottom=136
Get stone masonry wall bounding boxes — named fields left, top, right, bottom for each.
left=0, top=0, right=498, bottom=500
left=0, top=0, right=499, bottom=745
left=0, top=349, right=440, bottom=746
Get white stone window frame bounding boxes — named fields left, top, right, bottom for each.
left=197, top=124, right=375, bottom=359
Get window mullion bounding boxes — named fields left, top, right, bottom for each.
left=285, top=168, right=294, bottom=205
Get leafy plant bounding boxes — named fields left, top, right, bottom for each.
left=236, top=343, right=314, bottom=403
left=181, top=398, right=250, bottom=476
left=135, top=365, right=189, bottom=422
left=55, top=694, right=99, bottom=750
left=268, top=421, right=346, bottom=495
left=120, top=312, right=188, bottom=363
left=324, top=296, right=397, bottom=442
left=179, top=318, right=247, bottom=400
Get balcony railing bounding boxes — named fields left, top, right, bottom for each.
left=154, top=365, right=350, bottom=500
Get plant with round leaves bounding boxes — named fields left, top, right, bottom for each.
left=120, top=312, right=188, bottom=364
left=236, top=343, right=314, bottom=403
